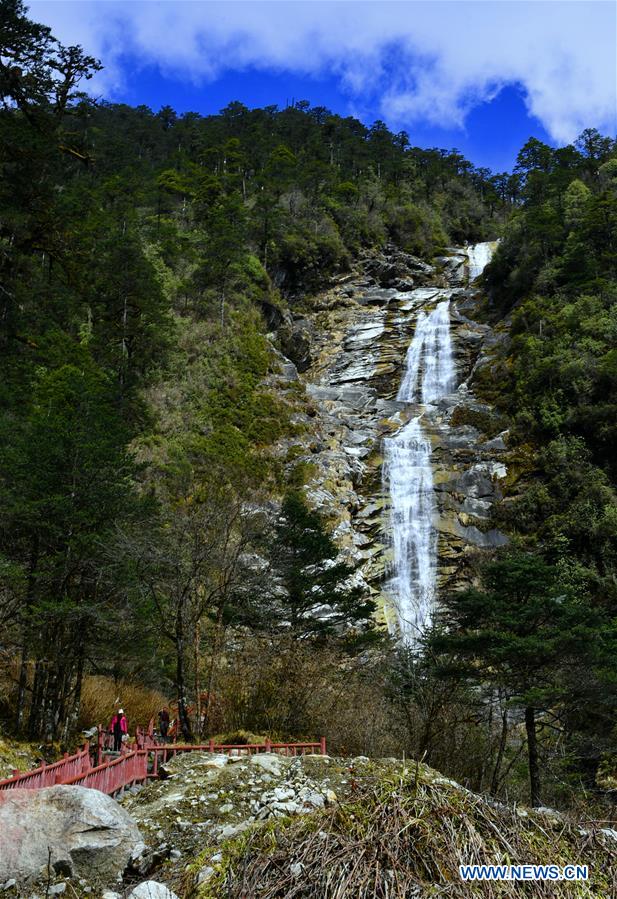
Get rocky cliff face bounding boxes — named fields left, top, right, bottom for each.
left=273, top=245, right=509, bottom=628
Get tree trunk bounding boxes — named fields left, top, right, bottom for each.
left=15, top=643, right=29, bottom=734
left=203, top=605, right=225, bottom=734
left=28, top=658, right=47, bottom=739
left=175, top=612, right=192, bottom=741
left=67, top=642, right=86, bottom=743
left=193, top=620, right=201, bottom=739
left=16, top=540, right=39, bottom=732
left=524, top=705, right=541, bottom=807
left=490, top=706, right=509, bottom=796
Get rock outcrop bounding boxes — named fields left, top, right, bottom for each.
left=0, top=785, right=144, bottom=888
left=122, top=751, right=341, bottom=862
left=273, top=246, right=508, bottom=625
left=121, top=750, right=616, bottom=899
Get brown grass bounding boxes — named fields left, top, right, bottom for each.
left=189, top=763, right=617, bottom=898
left=78, top=675, right=169, bottom=732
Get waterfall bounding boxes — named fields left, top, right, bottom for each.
left=385, top=244, right=496, bottom=642
left=467, top=241, right=495, bottom=281
left=383, top=416, right=436, bottom=641
left=397, top=301, right=455, bottom=404
left=385, top=300, right=455, bottom=641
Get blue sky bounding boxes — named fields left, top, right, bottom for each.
left=29, top=1, right=617, bottom=173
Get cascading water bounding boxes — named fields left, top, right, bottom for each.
left=397, top=301, right=456, bottom=404
left=385, top=244, right=495, bottom=642
left=467, top=241, right=495, bottom=281
left=383, top=416, right=436, bottom=641
left=384, top=301, right=455, bottom=641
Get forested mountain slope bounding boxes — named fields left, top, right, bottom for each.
left=1, top=0, right=616, bottom=814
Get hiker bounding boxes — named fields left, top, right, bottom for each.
left=109, top=708, right=128, bottom=751
left=158, top=707, right=170, bottom=742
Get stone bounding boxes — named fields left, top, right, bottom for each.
left=280, top=362, right=299, bottom=381
left=250, top=754, right=283, bottom=776
left=101, top=892, right=121, bottom=899
left=220, top=822, right=250, bottom=839
left=303, top=791, right=325, bottom=809
left=47, top=886, right=66, bottom=896
left=278, top=318, right=313, bottom=372
left=202, top=755, right=228, bottom=769
left=128, top=883, right=179, bottom=899
left=197, top=866, right=215, bottom=885
left=0, top=785, right=144, bottom=886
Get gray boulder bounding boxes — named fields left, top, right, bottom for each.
left=278, top=317, right=314, bottom=372
left=128, top=882, right=179, bottom=899
left=0, top=785, right=143, bottom=885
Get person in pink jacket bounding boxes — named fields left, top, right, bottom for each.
left=109, top=708, right=128, bottom=751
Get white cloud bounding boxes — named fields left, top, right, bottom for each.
left=27, top=0, right=617, bottom=143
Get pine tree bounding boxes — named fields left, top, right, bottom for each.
left=271, top=491, right=376, bottom=643
left=428, top=551, right=605, bottom=806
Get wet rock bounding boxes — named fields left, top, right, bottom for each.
left=363, top=248, right=434, bottom=288
left=395, top=278, right=415, bottom=291
left=436, top=253, right=467, bottom=286
left=481, top=434, right=507, bottom=451
left=357, top=287, right=397, bottom=306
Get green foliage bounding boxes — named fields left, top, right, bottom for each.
left=5, top=0, right=613, bottom=786
left=471, top=132, right=617, bottom=804
left=270, top=491, right=377, bottom=643
left=428, top=551, right=611, bottom=805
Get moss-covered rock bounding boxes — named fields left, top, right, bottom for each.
left=176, top=756, right=617, bottom=898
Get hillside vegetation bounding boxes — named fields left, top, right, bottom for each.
left=1, top=0, right=616, bottom=818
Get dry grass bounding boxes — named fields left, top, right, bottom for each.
left=188, top=762, right=617, bottom=898
left=78, top=675, right=169, bottom=732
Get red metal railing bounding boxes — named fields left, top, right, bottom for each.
left=151, top=738, right=325, bottom=759
left=145, top=738, right=326, bottom=778
left=63, top=749, right=148, bottom=795
left=0, top=744, right=91, bottom=792
left=0, top=726, right=327, bottom=796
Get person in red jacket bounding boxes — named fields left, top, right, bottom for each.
left=109, top=708, right=128, bottom=751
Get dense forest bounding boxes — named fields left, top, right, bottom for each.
left=1, top=0, right=616, bottom=812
